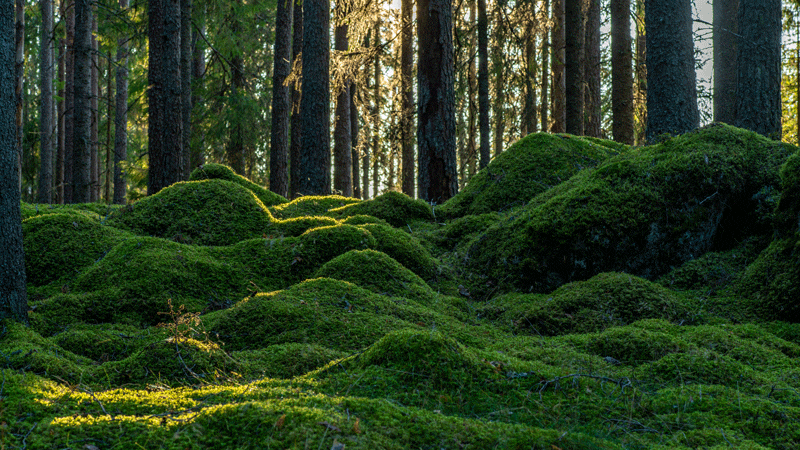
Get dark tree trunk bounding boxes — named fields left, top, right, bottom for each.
left=550, top=0, right=565, bottom=133
left=401, top=0, right=414, bottom=196
left=522, top=23, right=538, bottom=136
left=297, top=0, right=331, bottom=195
left=228, top=1, right=245, bottom=176
left=372, top=21, right=381, bottom=198
left=611, top=0, right=634, bottom=144
left=417, top=0, right=457, bottom=203
left=270, top=0, right=292, bottom=197
left=72, top=0, right=92, bottom=203
left=539, top=0, right=549, bottom=134
left=564, top=0, right=584, bottom=135
left=713, top=0, right=738, bottom=125
left=38, top=0, right=55, bottom=204
left=477, top=0, right=489, bottom=169
left=634, top=0, right=646, bottom=144
left=289, top=0, right=303, bottom=199
left=148, top=0, right=183, bottom=195
left=180, top=0, right=191, bottom=178
left=333, top=20, right=352, bottom=196
left=645, top=0, right=698, bottom=141
left=1, top=0, right=29, bottom=324
left=584, top=0, right=601, bottom=137
left=114, top=0, right=129, bottom=205
left=90, top=14, right=99, bottom=202
left=191, top=5, right=205, bottom=169
left=361, top=31, right=371, bottom=199
left=15, top=0, right=23, bottom=191
left=104, top=56, right=112, bottom=202
left=466, top=0, right=477, bottom=178
left=735, top=0, right=781, bottom=139
left=56, top=5, right=65, bottom=203
left=351, top=85, right=361, bottom=198
left=63, top=1, right=74, bottom=203
left=492, top=0, right=506, bottom=156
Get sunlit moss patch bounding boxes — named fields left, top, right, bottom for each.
left=189, top=163, right=288, bottom=207
left=270, top=194, right=360, bottom=219
left=330, top=191, right=434, bottom=227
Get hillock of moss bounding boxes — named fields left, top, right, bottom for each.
left=774, top=150, right=800, bottom=236
left=355, top=223, right=439, bottom=280
left=270, top=194, right=360, bottom=219
left=330, top=191, right=434, bottom=227
left=272, top=216, right=338, bottom=237
left=21, top=202, right=122, bottom=220
left=189, top=163, right=288, bottom=207
left=736, top=235, right=800, bottom=321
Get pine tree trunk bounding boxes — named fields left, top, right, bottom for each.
left=492, top=0, right=506, bottom=156
left=180, top=0, right=191, bottom=178
left=522, top=23, right=538, bottom=136
left=289, top=0, right=303, bottom=198
left=401, top=0, right=414, bottom=196
left=539, top=0, right=549, bottom=133
left=56, top=5, right=65, bottom=203
left=72, top=0, right=93, bottom=202
left=372, top=23, right=381, bottom=198
left=584, top=0, right=601, bottom=138
left=90, top=14, right=99, bottom=202
left=564, top=0, right=584, bottom=135
left=351, top=85, right=361, bottom=198
left=417, top=0, right=458, bottom=202
left=191, top=5, right=205, bottom=170
left=270, top=0, right=292, bottom=197
left=333, top=20, right=352, bottom=196
left=611, top=0, right=633, bottom=144
left=713, top=0, right=738, bottom=125
left=104, top=56, right=112, bottom=202
left=14, top=0, right=23, bottom=192
left=634, top=0, right=646, bottom=144
left=477, top=0, right=489, bottom=169
left=550, top=0, right=565, bottom=133
left=113, top=0, right=129, bottom=205
left=38, top=0, right=55, bottom=203
left=64, top=1, right=74, bottom=203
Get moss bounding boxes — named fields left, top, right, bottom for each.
left=774, top=150, right=800, bottom=236
left=21, top=202, right=123, bottom=220
left=50, top=322, right=150, bottom=362
left=356, top=223, right=439, bottom=280
left=330, top=191, right=434, bottom=227
left=233, top=343, right=348, bottom=379
left=293, top=224, right=377, bottom=272
left=23, top=213, right=132, bottom=290
left=106, top=179, right=276, bottom=246
left=439, top=133, right=625, bottom=217
left=189, top=163, right=288, bottom=207
left=467, top=124, right=796, bottom=295
left=736, top=234, right=800, bottom=321
left=341, top=214, right=390, bottom=227
left=273, top=216, right=338, bottom=237
left=270, top=194, right=360, bottom=219
left=28, top=289, right=125, bottom=335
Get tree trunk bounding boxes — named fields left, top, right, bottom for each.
left=361, top=32, right=371, bottom=199
left=372, top=23, right=381, bottom=198
left=351, top=84, right=361, bottom=198
left=713, top=0, right=738, bottom=125
left=72, top=0, right=93, bottom=203
left=191, top=5, right=205, bottom=170
left=15, top=0, right=24, bottom=192
left=228, top=1, right=245, bottom=176
left=550, top=0, right=565, bottom=133
left=584, top=0, right=601, bottom=138
left=180, top=0, right=191, bottom=178
left=270, top=0, right=292, bottom=197
left=735, top=0, right=781, bottom=139
left=104, top=56, right=112, bottom=202
left=417, top=0, right=458, bottom=202
left=611, top=0, right=633, bottom=144
left=38, top=0, right=55, bottom=204
left=564, top=0, right=584, bottom=135
left=401, top=0, right=414, bottom=196
left=539, top=0, right=549, bottom=134
left=64, top=0, right=74, bottom=203
left=113, top=0, right=129, bottom=205
left=56, top=4, right=65, bottom=203
left=492, top=0, right=506, bottom=156
left=147, top=0, right=183, bottom=195
left=90, top=14, right=99, bottom=202
left=289, top=0, right=303, bottom=198
left=297, top=0, right=331, bottom=195
left=634, top=0, right=646, bottom=144
left=645, top=0, right=698, bottom=142
left=522, top=23, right=538, bottom=136
left=1, top=0, right=29, bottom=324
left=333, top=19, right=351, bottom=196
left=477, top=0, right=489, bottom=169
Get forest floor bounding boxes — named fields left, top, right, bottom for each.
left=3, top=123, right=800, bottom=449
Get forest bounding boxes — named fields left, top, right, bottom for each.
left=1, top=0, right=800, bottom=448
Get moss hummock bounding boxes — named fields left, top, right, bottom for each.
left=189, top=163, right=288, bottom=207
left=270, top=194, right=360, bottom=219
left=330, top=191, right=434, bottom=227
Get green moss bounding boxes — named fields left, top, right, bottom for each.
left=736, top=234, right=800, bottom=321
left=293, top=224, right=377, bottom=271
left=233, top=343, right=348, bottom=379
left=28, top=289, right=125, bottom=335
left=21, top=202, right=123, bottom=220
left=106, top=179, right=276, bottom=246
left=439, top=133, right=625, bottom=217
left=273, top=216, right=338, bottom=237
left=189, top=163, right=288, bottom=207
left=270, top=195, right=360, bottom=219
left=341, top=214, right=390, bottom=226
left=774, top=150, right=800, bottom=236
left=330, top=191, right=434, bottom=227
left=50, top=322, right=150, bottom=362
left=356, top=223, right=439, bottom=280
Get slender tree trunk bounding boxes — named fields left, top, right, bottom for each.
left=735, top=0, right=781, bottom=139
left=56, top=3, right=65, bottom=203
left=228, top=1, right=245, bottom=176
left=522, top=23, right=538, bottom=136
left=713, top=0, right=738, bottom=125
left=361, top=32, right=371, bottom=199
left=417, top=0, right=458, bottom=202
left=466, top=0, right=477, bottom=178
left=611, top=0, right=633, bottom=144
left=191, top=5, right=205, bottom=169
left=180, top=0, right=191, bottom=178
left=550, top=0, right=565, bottom=133
left=72, top=0, right=92, bottom=203
left=351, top=85, right=361, bottom=198
left=477, top=0, right=489, bottom=168
left=15, top=0, right=24, bottom=192
left=289, top=0, right=303, bottom=198
left=540, top=0, right=549, bottom=133
left=492, top=0, right=506, bottom=156
left=64, top=1, right=74, bottom=203
left=401, top=0, right=414, bottom=196
left=564, top=0, right=584, bottom=135
left=104, top=56, right=112, bottom=202
left=584, top=0, right=601, bottom=137
left=1, top=0, right=28, bottom=324
left=372, top=24, right=381, bottom=198
left=634, top=0, right=646, bottom=144
left=39, top=0, right=55, bottom=203
left=297, top=0, right=331, bottom=195
left=333, top=19, right=352, bottom=196
left=270, top=0, right=292, bottom=197
left=113, top=0, right=128, bottom=205
left=90, top=14, right=99, bottom=202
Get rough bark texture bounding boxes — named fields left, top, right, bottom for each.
left=1, top=0, right=29, bottom=324
left=270, top=0, right=292, bottom=197
left=634, top=0, right=646, bottom=144
left=372, top=22, right=381, bottom=198
left=539, top=0, right=549, bottom=134
left=735, top=0, right=781, bottom=139
left=333, top=22, right=352, bottom=196
left=90, top=15, right=99, bottom=202
left=64, top=1, right=75, bottom=203
left=180, top=0, right=191, bottom=178
left=351, top=85, right=361, bottom=199
left=550, top=0, right=565, bottom=133
left=297, top=0, right=331, bottom=195
left=14, top=0, right=23, bottom=191
left=401, top=0, right=414, bottom=196
left=72, top=0, right=92, bottom=202
left=114, top=0, right=129, bottom=205
left=289, top=0, right=303, bottom=198
left=148, top=0, right=183, bottom=195
left=584, top=0, right=601, bottom=138
left=611, top=0, right=634, bottom=144
left=477, top=0, right=489, bottom=169
left=38, top=0, right=55, bottom=203
left=522, top=23, right=537, bottom=137
left=713, top=0, right=738, bottom=124
left=361, top=32, right=371, bottom=199
left=191, top=7, right=206, bottom=169
left=645, top=0, right=699, bottom=142
left=564, top=0, right=584, bottom=135
left=56, top=7, right=65, bottom=203
left=417, top=0, right=458, bottom=203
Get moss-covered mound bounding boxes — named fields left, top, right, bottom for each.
left=272, top=216, right=338, bottom=237
left=356, top=223, right=439, bottom=280
left=774, top=150, right=800, bottom=236
left=270, top=194, right=360, bottom=219
left=189, top=163, right=288, bottom=207
left=330, top=191, right=434, bottom=227
left=106, top=179, right=276, bottom=246
left=736, top=235, right=800, bottom=321
left=467, top=124, right=795, bottom=295
left=21, top=202, right=122, bottom=220
left=439, top=133, right=625, bottom=217
left=233, top=343, right=348, bottom=379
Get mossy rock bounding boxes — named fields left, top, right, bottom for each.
left=270, top=195, right=360, bottom=219
left=273, top=216, right=338, bottom=237
left=189, top=163, right=288, bottom=207
left=356, top=223, right=439, bottom=280
left=439, top=133, right=625, bottom=217
left=106, top=179, right=276, bottom=246
left=22, top=213, right=132, bottom=289
left=232, top=343, right=347, bottom=379
left=774, top=150, right=800, bottom=236
left=330, top=191, right=434, bottom=227
left=467, top=124, right=796, bottom=295
left=736, top=234, right=800, bottom=322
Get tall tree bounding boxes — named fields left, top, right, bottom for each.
left=417, top=0, right=458, bottom=202
left=72, top=0, right=93, bottom=202
left=361, top=31, right=371, bottom=199
left=477, top=0, right=489, bottom=168
left=38, top=0, right=55, bottom=203
left=645, top=0, right=698, bottom=141
left=401, top=0, right=414, bottom=196
left=372, top=20, right=381, bottom=198
left=289, top=0, right=303, bottom=198
left=584, top=0, right=601, bottom=137
left=332, top=7, right=351, bottom=196
left=634, top=0, right=646, bottom=144
left=191, top=4, right=206, bottom=169
left=539, top=0, right=549, bottom=133
left=351, top=85, right=361, bottom=198
left=270, top=0, right=293, bottom=197
left=611, top=0, right=633, bottom=144
left=90, top=14, right=99, bottom=202
left=550, top=0, right=565, bottom=132
left=521, top=23, right=538, bottom=136
left=15, top=0, right=24, bottom=190
left=297, top=0, right=331, bottom=195
left=180, top=0, right=191, bottom=177
left=148, top=0, right=183, bottom=195
left=114, top=0, right=129, bottom=204
left=1, top=0, right=28, bottom=324
left=228, top=2, right=245, bottom=175
left=56, top=0, right=65, bottom=203
left=63, top=0, right=75, bottom=203
left=564, top=0, right=584, bottom=135
left=735, top=0, right=781, bottom=138
left=713, top=0, right=738, bottom=124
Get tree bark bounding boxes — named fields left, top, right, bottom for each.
left=584, top=0, right=601, bottom=137
left=289, top=0, right=303, bottom=198
left=522, top=23, right=538, bottom=136
left=713, top=0, right=738, bottom=125
left=90, top=13, right=99, bottom=202
left=14, top=0, right=23, bottom=192
left=550, top=0, right=565, bottom=133
left=333, top=21, right=352, bottom=197
left=735, top=0, right=781, bottom=139
left=38, top=0, right=55, bottom=203
left=56, top=3, right=65, bottom=203
left=417, top=0, right=458, bottom=202
left=63, top=0, right=74, bottom=203
left=564, top=0, right=584, bottom=135
left=114, top=0, right=129, bottom=205
left=611, top=0, right=634, bottom=144
left=539, top=0, right=549, bottom=134
left=180, top=0, right=191, bottom=178
left=297, top=0, right=331, bottom=195
left=361, top=32, right=371, bottom=199
left=351, top=84, right=361, bottom=198
left=1, top=0, right=29, bottom=324
left=401, top=0, right=414, bottom=196
left=270, top=0, right=292, bottom=197
left=477, top=0, right=489, bottom=169
left=191, top=5, right=205, bottom=170
left=72, top=0, right=92, bottom=202
left=645, top=0, right=698, bottom=142
left=372, top=21, right=381, bottom=198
